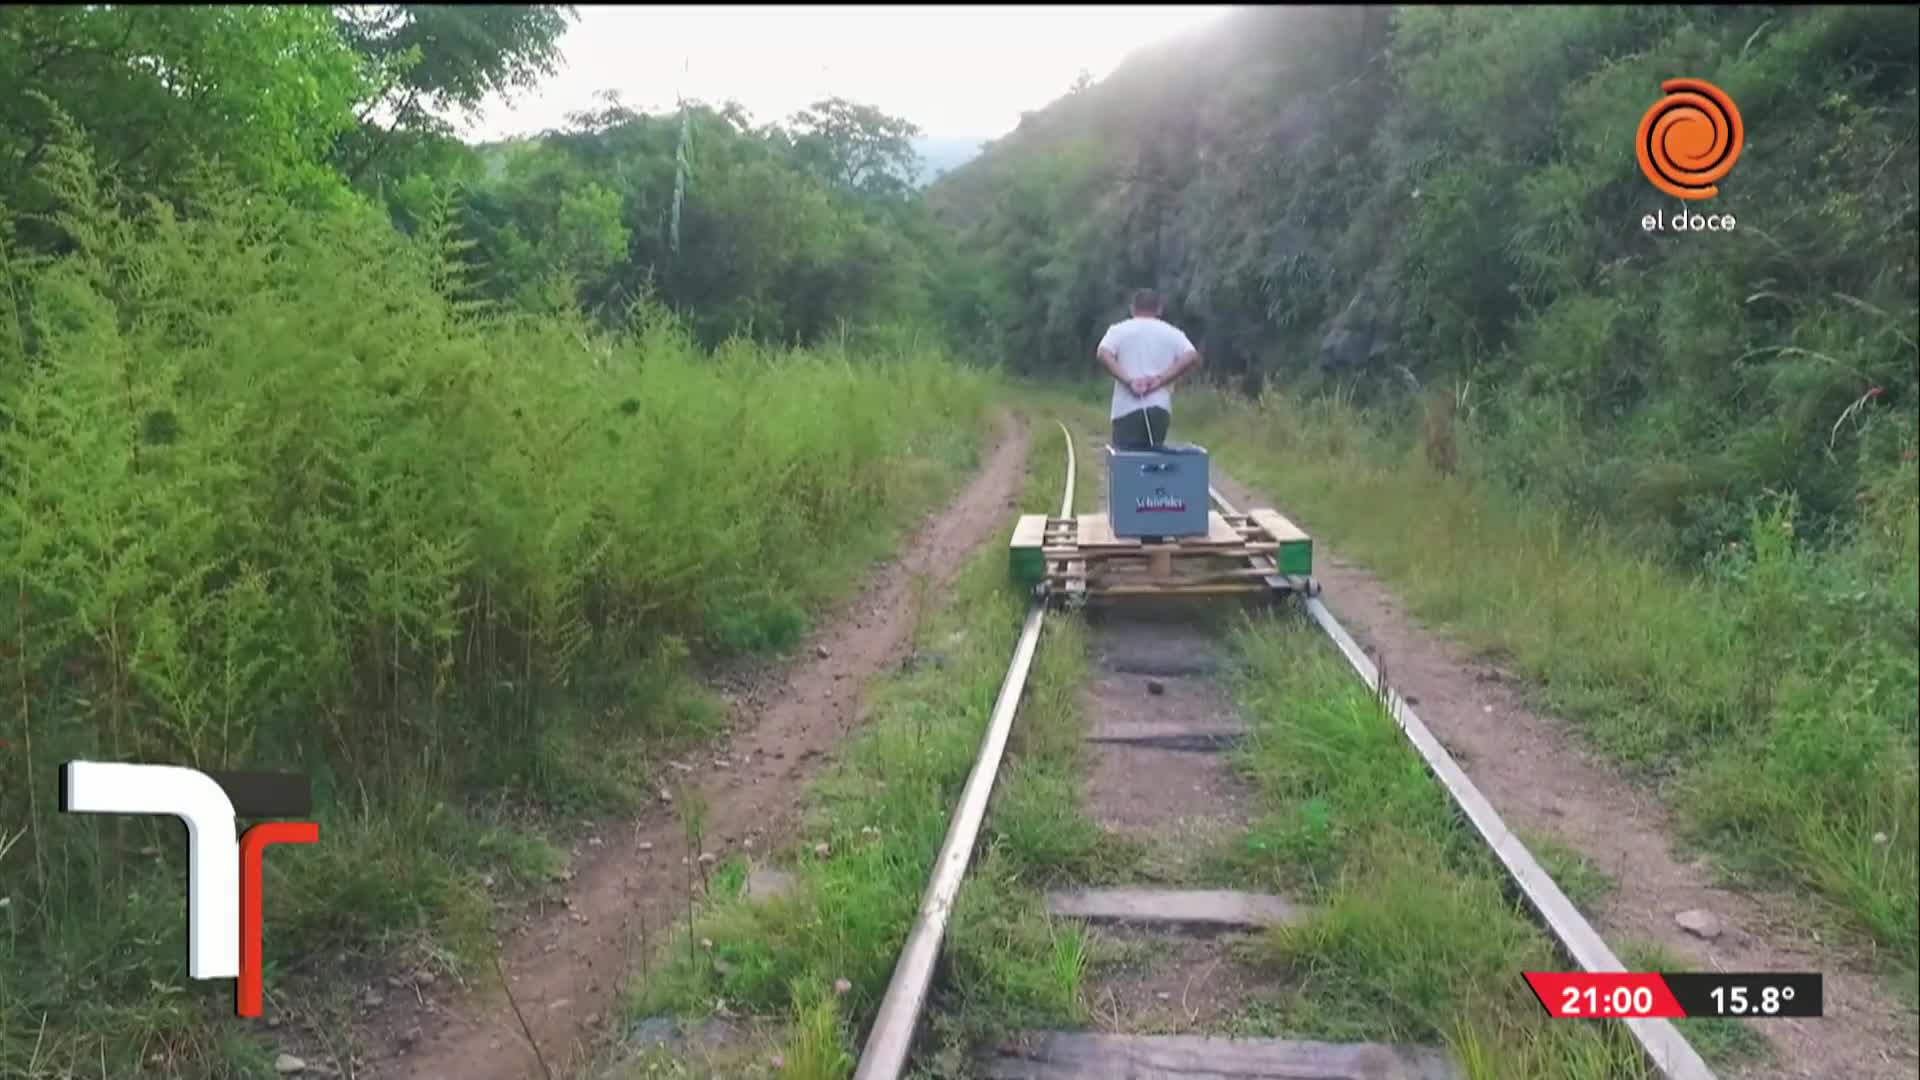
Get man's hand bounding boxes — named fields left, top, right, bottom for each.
left=1129, top=376, right=1158, bottom=397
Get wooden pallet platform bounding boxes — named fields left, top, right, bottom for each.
left=1011, top=508, right=1313, bottom=600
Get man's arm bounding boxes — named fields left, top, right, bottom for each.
left=1150, top=346, right=1202, bottom=392
left=1100, top=333, right=1157, bottom=397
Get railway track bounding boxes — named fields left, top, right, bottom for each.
left=852, top=420, right=1718, bottom=1080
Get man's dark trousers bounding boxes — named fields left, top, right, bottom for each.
left=1111, top=406, right=1170, bottom=450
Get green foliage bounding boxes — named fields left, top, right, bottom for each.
left=1191, top=384, right=1918, bottom=969
left=0, top=140, right=987, bottom=1076
left=450, top=98, right=954, bottom=347
left=329, top=5, right=575, bottom=184
left=784, top=97, right=923, bottom=201
left=1230, top=618, right=1651, bottom=1078
left=939, top=5, right=1918, bottom=564
left=0, top=6, right=370, bottom=208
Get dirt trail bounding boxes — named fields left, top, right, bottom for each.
left=1211, top=470, right=1918, bottom=1080
left=352, top=412, right=1031, bottom=1080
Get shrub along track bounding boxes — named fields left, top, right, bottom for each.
left=859, top=424, right=1739, bottom=1080
left=346, top=411, right=1033, bottom=1080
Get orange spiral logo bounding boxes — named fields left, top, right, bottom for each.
left=1636, top=78, right=1744, bottom=200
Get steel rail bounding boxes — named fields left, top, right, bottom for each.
left=849, top=436, right=1713, bottom=1080
left=1207, top=485, right=1717, bottom=1080
left=853, top=420, right=1076, bottom=1080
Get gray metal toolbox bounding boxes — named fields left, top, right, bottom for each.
left=1106, top=443, right=1210, bottom=538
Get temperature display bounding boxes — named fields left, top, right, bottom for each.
left=1525, top=972, right=1823, bottom=1019
left=1666, top=973, right=1823, bottom=1018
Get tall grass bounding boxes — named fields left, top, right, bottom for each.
left=0, top=149, right=988, bottom=1077
left=1228, top=617, right=1656, bottom=1079
left=1185, top=384, right=1919, bottom=971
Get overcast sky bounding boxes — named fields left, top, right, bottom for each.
left=460, top=5, right=1236, bottom=142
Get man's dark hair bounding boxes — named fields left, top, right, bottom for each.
left=1130, top=288, right=1161, bottom=314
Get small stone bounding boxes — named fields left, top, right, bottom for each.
left=1155, top=991, right=1171, bottom=1001
left=274, top=1054, right=307, bottom=1075
left=1873, top=832, right=1889, bottom=846
left=639, top=841, right=654, bottom=852
left=587, top=836, right=603, bottom=847
left=627, top=1017, right=679, bottom=1048
left=1675, top=909, right=1722, bottom=940
left=364, top=987, right=385, bottom=1008
left=1483, top=705, right=1494, bottom=714
left=266, top=1015, right=282, bottom=1029
left=699, top=852, right=717, bottom=866
left=1146, top=679, right=1165, bottom=696
left=659, top=789, right=674, bottom=803
left=415, top=970, right=436, bottom=987
left=771, top=1054, right=786, bottom=1070
left=815, top=842, right=832, bottom=859
left=834, top=978, right=852, bottom=995
left=1404, top=694, right=1420, bottom=705
left=701, top=938, right=714, bottom=951
left=746, top=864, right=798, bottom=900
left=547, top=998, right=572, bottom=1010
left=816, top=645, right=830, bottom=659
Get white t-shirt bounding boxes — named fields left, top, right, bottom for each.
left=1099, top=316, right=1195, bottom=420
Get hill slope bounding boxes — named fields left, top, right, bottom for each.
left=930, top=4, right=1916, bottom=559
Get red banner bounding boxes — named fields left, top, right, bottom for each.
left=1523, top=972, right=1686, bottom=1019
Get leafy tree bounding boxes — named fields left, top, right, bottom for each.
left=786, top=97, right=923, bottom=200
left=330, top=5, right=575, bottom=183
left=0, top=6, right=368, bottom=208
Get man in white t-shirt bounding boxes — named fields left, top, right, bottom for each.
left=1097, top=288, right=1202, bottom=449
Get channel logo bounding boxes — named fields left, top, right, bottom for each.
left=1636, top=78, right=1744, bottom=201
left=61, top=762, right=318, bottom=1017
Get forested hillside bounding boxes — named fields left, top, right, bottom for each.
left=936, top=5, right=1917, bottom=561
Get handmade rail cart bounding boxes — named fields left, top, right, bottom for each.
left=1009, top=441, right=1317, bottom=604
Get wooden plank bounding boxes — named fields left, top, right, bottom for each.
left=1043, top=542, right=1281, bottom=559
left=981, top=1033, right=1461, bottom=1080
left=1247, top=508, right=1310, bottom=544
left=1010, top=515, right=1051, bottom=588
left=1067, top=566, right=1281, bottom=585
left=1085, top=721, right=1244, bottom=751
left=1074, top=512, right=1245, bottom=549
left=1077, top=512, right=1132, bottom=548
left=1045, top=888, right=1307, bottom=932
left=1011, top=514, right=1050, bottom=548
left=1302, top=597, right=1718, bottom=1080
left=1080, top=583, right=1273, bottom=597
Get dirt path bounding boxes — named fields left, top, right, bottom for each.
left=354, top=412, right=1032, bottom=1080
left=1211, top=470, right=1918, bottom=1080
